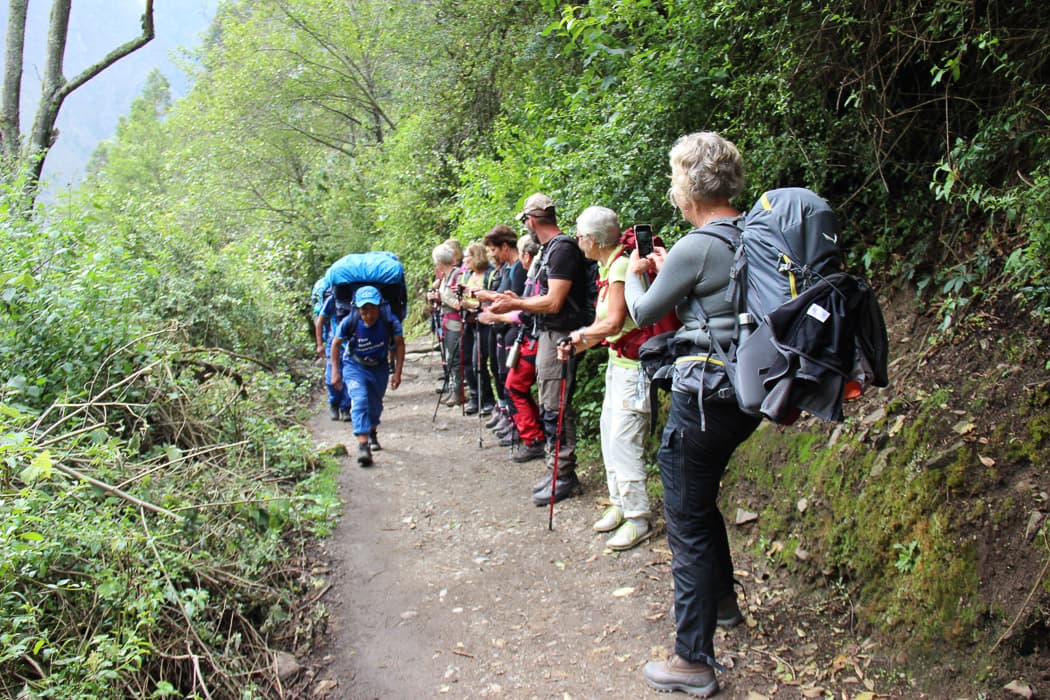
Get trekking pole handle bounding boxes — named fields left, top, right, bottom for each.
left=556, top=336, right=574, bottom=379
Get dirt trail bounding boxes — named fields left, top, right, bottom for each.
left=302, top=338, right=910, bottom=699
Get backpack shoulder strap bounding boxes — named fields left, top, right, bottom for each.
left=382, top=303, right=396, bottom=339
left=344, top=306, right=361, bottom=344
left=689, top=217, right=743, bottom=249
left=685, top=218, right=747, bottom=389
left=690, top=217, right=747, bottom=313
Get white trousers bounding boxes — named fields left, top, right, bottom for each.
left=600, top=361, right=652, bottom=520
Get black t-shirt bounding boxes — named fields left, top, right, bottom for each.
left=500, top=259, right=526, bottom=296
left=537, top=234, right=596, bottom=331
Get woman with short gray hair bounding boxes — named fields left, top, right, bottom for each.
left=626, top=132, right=759, bottom=698
left=432, top=242, right=467, bottom=406
left=559, top=205, right=653, bottom=551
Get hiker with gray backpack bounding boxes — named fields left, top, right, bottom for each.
left=627, top=131, right=888, bottom=697
left=624, top=132, right=758, bottom=698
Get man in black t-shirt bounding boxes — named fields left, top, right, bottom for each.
left=489, top=193, right=595, bottom=506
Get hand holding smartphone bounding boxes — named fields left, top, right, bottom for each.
left=634, top=223, right=653, bottom=258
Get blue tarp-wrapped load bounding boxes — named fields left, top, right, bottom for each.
left=323, top=251, right=407, bottom=320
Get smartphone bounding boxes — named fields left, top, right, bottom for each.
left=634, top=224, right=653, bottom=258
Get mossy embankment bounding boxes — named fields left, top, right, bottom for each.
left=719, top=307, right=1050, bottom=689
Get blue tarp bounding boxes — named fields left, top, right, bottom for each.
left=324, top=251, right=404, bottom=287
left=311, top=276, right=329, bottom=314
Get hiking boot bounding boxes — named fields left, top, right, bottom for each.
left=532, top=472, right=552, bottom=493
left=511, top=441, right=545, bottom=463
left=484, top=411, right=503, bottom=429
left=642, top=655, right=718, bottom=697
left=480, top=402, right=495, bottom=416
left=592, top=505, right=624, bottom=533
left=339, top=408, right=352, bottom=422
left=498, top=431, right=518, bottom=447
left=606, top=518, right=653, bottom=551
left=444, top=393, right=460, bottom=407
left=328, top=403, right=340, bottom=420
left=464, top=400, right=479, bottom=415
left=669, top=592, right=745, bottom=629
left=716, top=593, right=743, bottom=628
left=356, top=442, right=373, bottom=467
left=532, top=472, right=580, bottom=506
left=495, top=420, right=517, bottom=439
left=368, top=431, right=382, bottom=452
left=492, top=415, right=514, bottom=434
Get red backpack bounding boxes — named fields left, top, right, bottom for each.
left=602, top=226, right=682, bottom=360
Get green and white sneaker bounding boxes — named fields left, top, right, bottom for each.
left=592, top=505, right=624, bottom=533
left=606, top=518, right=652, bottom=551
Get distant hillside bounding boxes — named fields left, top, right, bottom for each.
left=4, top=0, right=217, bottom=195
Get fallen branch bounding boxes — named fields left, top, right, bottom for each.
left=52, top=461, right=180, bottom=520
left=183, top=346, right=275, bottom=372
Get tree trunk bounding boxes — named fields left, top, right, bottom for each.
left=1, top=0, right=28, bottom=161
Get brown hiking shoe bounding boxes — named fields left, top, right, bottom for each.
left=642, top=655, right=718, bottom=697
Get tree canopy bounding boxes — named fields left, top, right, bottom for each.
left=71, top=0, right=1050, bottom=324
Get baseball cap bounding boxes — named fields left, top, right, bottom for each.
left=516, top=193, right=555, bottom=222
left=354, top=285, right=382, bottom=307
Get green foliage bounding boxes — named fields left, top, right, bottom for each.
left=1, top=169, right=327, bottom=693
left=571, top=349, right=607, bottom=437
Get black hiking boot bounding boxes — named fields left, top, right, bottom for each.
left=368, top=430, right=382, bottom=452
left=357, top=442, right=373, bottom=467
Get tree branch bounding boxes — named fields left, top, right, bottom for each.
left=59, top=0, right=155, bottom=99
left=24, top=0, right=155, bottom=197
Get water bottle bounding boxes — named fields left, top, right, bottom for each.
left=506, top=339, right=522, bottom=369
left=736, top=312, right=756, bottom=345
left=506, top=327, right=524, bottom=369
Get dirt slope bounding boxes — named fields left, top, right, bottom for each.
left=293, top=338, right=928, bottom=699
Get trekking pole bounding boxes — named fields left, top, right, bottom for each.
left=548, top=340, right=573, bottom=530
left=455, top=285, right=466, bottom=414
left=432, top=360, right=450, bottom=422
left=458, top=321, right=467, bottom=415
left=476, top=318, right=485, bottom=448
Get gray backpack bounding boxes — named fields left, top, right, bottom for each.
left=694, top=188, right=885, bottom=424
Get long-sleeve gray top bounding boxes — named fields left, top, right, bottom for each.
left=624, top=221, right=739, bottom=352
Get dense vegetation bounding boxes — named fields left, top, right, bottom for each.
left=2, top=0, right=1046, bottom=695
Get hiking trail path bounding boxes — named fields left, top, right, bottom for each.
left=301, top=337, right=912, bottom=699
